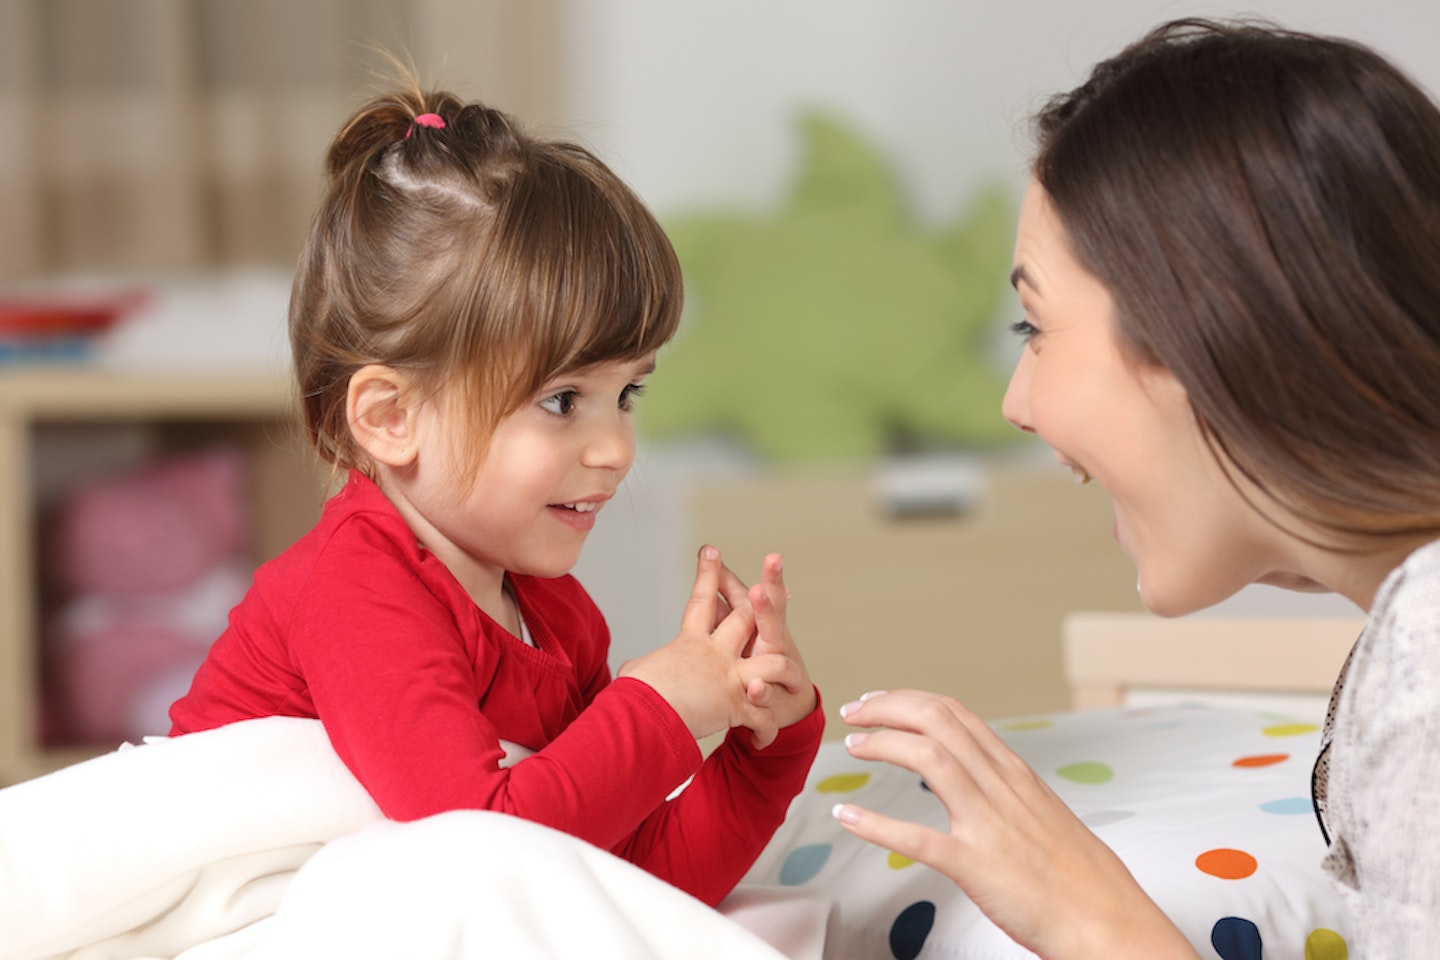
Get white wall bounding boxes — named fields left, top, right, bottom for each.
left=559, top=1, right=1411, bottom=662
left=562, top=1, right=1440, bottom=220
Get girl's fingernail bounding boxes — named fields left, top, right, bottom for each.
left=859, top=690, right=887, bottom=701
left=702, top=545, right=719, bottom=560
left=832, top=803, right=860, bottom=825
left=838, top=700, right=861, bottom=719
left=844, top=732, right=869, bottom=749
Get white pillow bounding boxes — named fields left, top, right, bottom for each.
left=740, top=704, right=1349, bottom=960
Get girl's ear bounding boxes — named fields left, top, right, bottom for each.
left=347, top=365, right=420, bottom=468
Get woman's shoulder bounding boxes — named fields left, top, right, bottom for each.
left=1373, top=538, right=1440, bottom=630
left=1350, top=538, right=1440, bottom=716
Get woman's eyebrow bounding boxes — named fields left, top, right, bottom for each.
left=1009, top=265, right=1033, bottom=291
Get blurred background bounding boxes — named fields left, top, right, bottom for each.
left=0, top=0, right=1416, bottom=776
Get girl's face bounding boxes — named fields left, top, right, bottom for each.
left=396, top=353, right=655, bottom=605
left=1003, top=180, right=1295, bottom=616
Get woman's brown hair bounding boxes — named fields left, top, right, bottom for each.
left=289, top=80, right=682, bottom=478
left=1032, top=18, right=1440, bottom=544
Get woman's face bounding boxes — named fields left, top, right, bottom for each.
left=1003, top=180, right=1294, bottom=616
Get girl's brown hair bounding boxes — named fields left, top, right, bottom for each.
left=1032, top=18, right=1440, bottom=545
left=290, top=81, right=682, bottom=477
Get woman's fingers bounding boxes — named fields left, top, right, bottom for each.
left=831, top=802, right=959, bottom=873
left=841, top=689, right=1010, bottom=767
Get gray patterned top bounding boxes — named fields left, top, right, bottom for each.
left=1314, top=537, right=1440, bottom=954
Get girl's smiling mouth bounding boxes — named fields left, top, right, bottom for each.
left=548, top=497, right=607, bottom=531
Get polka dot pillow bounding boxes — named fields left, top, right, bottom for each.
left=740, top=704, right=1349, bottom=960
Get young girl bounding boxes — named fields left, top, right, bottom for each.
left=834, top=19, right=1440, bottom=958
left=169, top=85, right=822, bottom=908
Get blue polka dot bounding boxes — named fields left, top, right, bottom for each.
left=1260, top=796, right=1313, bottom=816
left=1212, top=917, right=1262, bottom=960
left=889, top=901, right=936, bottom=960
left=779, top=843, right=831, bottom=885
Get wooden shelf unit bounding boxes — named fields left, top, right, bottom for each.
left=0, top=368, right=324, bottom=785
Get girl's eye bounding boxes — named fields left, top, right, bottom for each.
left=540, top=390, right=578, bottom=416
left=1009, top=318, right=1040, bottom=344
left=618, top=383, right=645, bottom=412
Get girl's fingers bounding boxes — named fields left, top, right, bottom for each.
left=750, top=580, right=800, bottom=662
left=740, top=701, right=780, bottom=749
left=760, top=552, right=789, bottom=614
left=717, top=562, right=752, bottom=615
left=680, top=545, right=722, bottom=633
left=740, top=652, right=805, bottom=694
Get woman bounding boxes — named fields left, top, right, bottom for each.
left=833, top=18, right=1440, bottom=958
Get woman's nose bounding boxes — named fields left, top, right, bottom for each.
left=1001, top=349, right=1037, bottom=434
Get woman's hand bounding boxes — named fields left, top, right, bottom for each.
left=832, top=690, right=1199, bottom=960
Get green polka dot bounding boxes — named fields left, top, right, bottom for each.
left=816, top=773, right=870, bottom=793
left=1305, top=928, right=1347, bottom=960
left=1262, top=722, right=1319, bottom=737
left=1056, top=761, right=1114, bottom=784
left=1000, top=719, right=1053, bottom=732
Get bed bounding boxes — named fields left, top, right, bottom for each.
left=0, top=613, right=1362, bottom=960
left=741, top=612, right=1364, bottom=960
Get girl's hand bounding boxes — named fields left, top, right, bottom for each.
left=617, top=546, right=786, bottom=746
left=739, top=554, right=817, bottom=734
left=832, top=690, right=1199, bottom=960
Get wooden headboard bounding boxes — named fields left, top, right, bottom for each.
left=1062, top=612, right=1365, bottom=711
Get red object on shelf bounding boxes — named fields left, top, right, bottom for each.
left=0, top=289, right=151, bottom=336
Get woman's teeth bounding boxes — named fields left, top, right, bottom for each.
left=559, top=501, right=599, bottom=513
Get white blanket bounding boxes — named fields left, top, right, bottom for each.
left=0, top=718, right=829, bottom=960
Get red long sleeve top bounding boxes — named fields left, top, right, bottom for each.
left=170, top=473, right=823, bottom=905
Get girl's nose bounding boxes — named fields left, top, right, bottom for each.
left=582, top=413, right=635, bottom=470
left=1001, top=349, right=1037, bottom=435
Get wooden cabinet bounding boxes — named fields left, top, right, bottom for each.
left=0, top=369, right=324, bottom=785
left=688, top=464, right=1150, bottom=724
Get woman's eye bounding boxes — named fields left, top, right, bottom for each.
left=1009, top=318, right=1040, bottom=343
left=540, top=390, right=577, bottom=416
left=618, top=383, right=645, bottom=412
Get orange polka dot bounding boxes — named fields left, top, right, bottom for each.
left=1196, top=848, right=1258, bottom=880
left=1233, top=753, right=1289, bottom=768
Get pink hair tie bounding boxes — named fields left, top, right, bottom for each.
left=405, top=113, right=446, bottom=139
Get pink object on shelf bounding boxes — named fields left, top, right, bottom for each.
left=49, top=625, right=208, bottom=744
left=50, top=446, right=249, bottom=594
